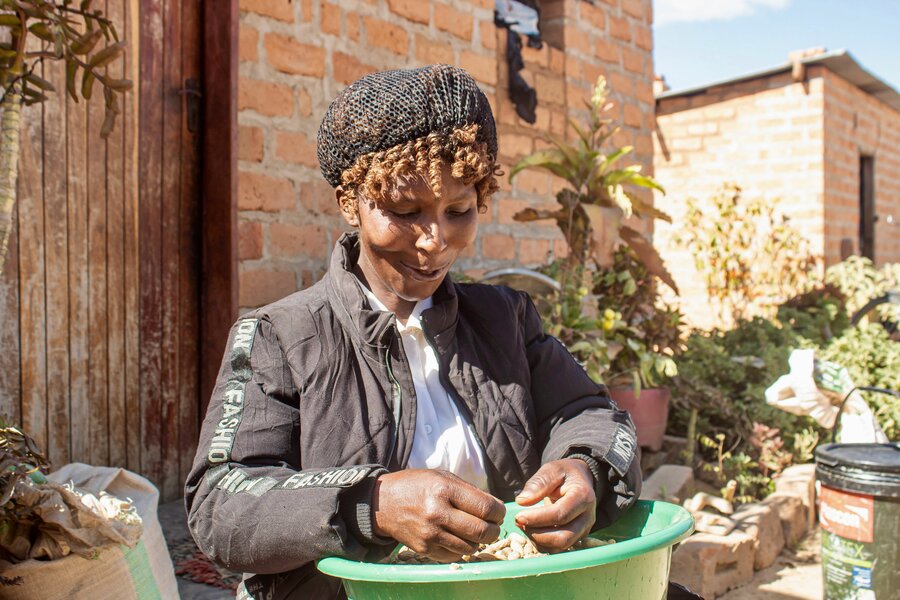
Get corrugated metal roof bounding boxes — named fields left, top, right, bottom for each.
left=656, top=49, right=900, bottom=114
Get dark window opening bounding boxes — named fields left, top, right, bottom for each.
left=859, top=155, right=875, bottom=261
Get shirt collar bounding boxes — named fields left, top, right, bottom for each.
left=357, top=278, right=433, bottom=333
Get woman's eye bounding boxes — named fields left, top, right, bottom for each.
left=389, top=210, right=418, bottom=219
left=448, top=208, right=473, bottom=217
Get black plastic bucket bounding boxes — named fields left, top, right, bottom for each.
left=815, top=443, right=900, bottom=599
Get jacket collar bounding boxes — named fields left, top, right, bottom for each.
left=327, top=232, right=459, bottom=352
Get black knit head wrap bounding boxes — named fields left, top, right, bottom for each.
left=317, top=64, right=498, bottom=188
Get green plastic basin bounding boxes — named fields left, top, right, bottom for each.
left=317, top=500, right=694, bottom=600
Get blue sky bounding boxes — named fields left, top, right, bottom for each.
left=652, top=0, right=900, bottom=93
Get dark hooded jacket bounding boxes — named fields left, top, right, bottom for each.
left=185, top=232, right=641, bottom=599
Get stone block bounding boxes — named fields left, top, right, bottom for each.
left=733, top=502, right=785, bottom=570
left=640, top=464, right=694, bottom=502
left=670, top=531, right=755, bottom=599
left=761, top=491, right=808, bottom=546
left=774, top=463, right=817, bottom=530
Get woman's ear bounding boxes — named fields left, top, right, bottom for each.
left=335, top=186, right=359, bottom=227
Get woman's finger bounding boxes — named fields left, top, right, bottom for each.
left=514, top=485, right=592, bottom=529
left=448, top=483, right=506, bottom=524
left=522, top=512, right=594, bottom=551
left=515, top=462, right=566, bottom=506
left=444, top=507, right=502, bottom=545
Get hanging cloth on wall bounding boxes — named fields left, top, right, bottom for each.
left=494, top=0, right=541, bottom=124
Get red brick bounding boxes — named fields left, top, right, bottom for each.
left=521, top=43, right=549, bottom=68
left=634, top=23, right=652, bottom=51
left=239, top=126, right=264, bottom=162
left=565, top=27, right=592, bottom=55
left=239, top=24, right=259, bottom=63
left=498, top=198, right=529, bottom=223
left=460, top=50, right=497, bottom=86
left=549, top=47, right=565, bottom=73
left=239, top=78, right=294, bottom=117
left=333, top=52, right=377, bottom=84
left=239, top=0, right=293, bottom=22
left=519, top=238, right=550, bottom=265
left=387, top=0, right=430, bottom=24
left=499, top=132, right=534, bottom=159
left=594, top=39, right=618, bottom=63
left=321, top=2, right=341, bottom=36
left=265, top=34, right=326, bottom=77
left=535, top=72, right=565, bottom=105
left=364, top=16, right=409, bottom=55
left=624, top=103, right=643, bottom=128
left=582, top=2, right=606, bottom=30
left=609, top=71, right=634, bottom=97
left=513, top=169, right=550, bottom=196
left=347, top=11, right=360, bottom=41
left=238, top=221, right=263, bottom=260
left=238, top=171, right=295, bottom=212
left=300, top=180, right=339, bottom=216
left=479, top=20, right=498, bottom=51
left=269, top=223, right=329, bottom=258
left=416, top=34, right=455, bottom=65
left=239, top=269, right=297, bottom=308
left=300, top=0, right=312, bottom=21
left=622, top=0, right=645, bottom=20
left=622, top=47, right=644, bottom=75
left=610, top=15, right=630, bottom=41
left=542, top=0, right=567, bottom=19
left=275, top=131, right=319, bottom=168
left=435, top=3, right=474, bottom=40
left=298, top=88, right=312, bottom=117
left=482, top=233, right=515, bottom=259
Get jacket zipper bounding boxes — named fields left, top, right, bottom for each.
left=384, top=344, right=402, bottom=470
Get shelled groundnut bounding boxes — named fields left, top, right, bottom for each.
left=388, top=534, right=616, bottom=564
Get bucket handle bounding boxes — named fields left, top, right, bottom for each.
left=831, top=385, right=900, bottom=443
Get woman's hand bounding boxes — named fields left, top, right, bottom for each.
left=513, top=458, right=596, bottom=551
left=372, top=469, right=506, bottom=562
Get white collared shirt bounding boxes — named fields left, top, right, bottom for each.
left=359, top=284, right=489, bottom=491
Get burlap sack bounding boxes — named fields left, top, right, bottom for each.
left=0, top=463, right=180, bottom=600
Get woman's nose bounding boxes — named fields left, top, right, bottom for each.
left=415, top=220, right=447, bottom=254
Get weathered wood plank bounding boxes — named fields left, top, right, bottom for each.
left=42, top=57, right=71, bottom=468
left=200, top=0, right=239, bottom=414
left=18, top=100, right=47, bottom=453
left=179, top=0, right=203, bottom=490
left=139, top=0, right=165, bottom=487
left=160, top=0, right=183, bottom=501
left=67, top=59, right=91, bottom=465
left=0, top=183, right=20, bottom=426
left=87, top=33, right=110, bottom=466
left=106, top=0, right=128, bottom=469
left=125, top=0, right=141, bottom=474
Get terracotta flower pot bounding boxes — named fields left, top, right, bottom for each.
left=609, top=387, right=670, bottom=452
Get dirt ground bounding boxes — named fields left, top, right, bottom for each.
left=720, top=529, right=823, bottom=600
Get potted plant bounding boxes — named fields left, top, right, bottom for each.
left=593, top=247, right=682, bottom=451
left=511, top=76, right=682, bottom=450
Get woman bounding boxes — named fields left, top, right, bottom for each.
left=185, top=65, right=641, bottom=600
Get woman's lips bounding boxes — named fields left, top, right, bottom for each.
left=399, top=261, right=448, bottom=282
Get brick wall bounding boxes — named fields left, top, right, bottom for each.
left=653, top=69, right=828, bottom=329
left=654, top=65, right=900, bottom=328
left=822, top=69, right=900, bottom=266
left=236, top=0, right=655, bottom=310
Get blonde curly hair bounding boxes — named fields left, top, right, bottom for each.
left=338, top=123, right=501, bottom=219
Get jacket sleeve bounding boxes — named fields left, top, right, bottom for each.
left=184, top=315, right=391, bottom=575
left=518, top=292, right=642, bottom=529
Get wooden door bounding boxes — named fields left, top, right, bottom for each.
left=0, top=0, right=235, bottom=503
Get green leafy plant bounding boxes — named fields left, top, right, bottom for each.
left=675, top=183, right=819, bottom=327
left=1, top=0, right=131, bottom=275
left=824, top=256, right=900, bottom=326
left=509, top=76, right=676, bottom=291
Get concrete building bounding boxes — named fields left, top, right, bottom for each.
left=653, top=49, right=900, bottom=328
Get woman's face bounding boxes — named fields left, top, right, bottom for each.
left=340, top=161, right=479, bottom=319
